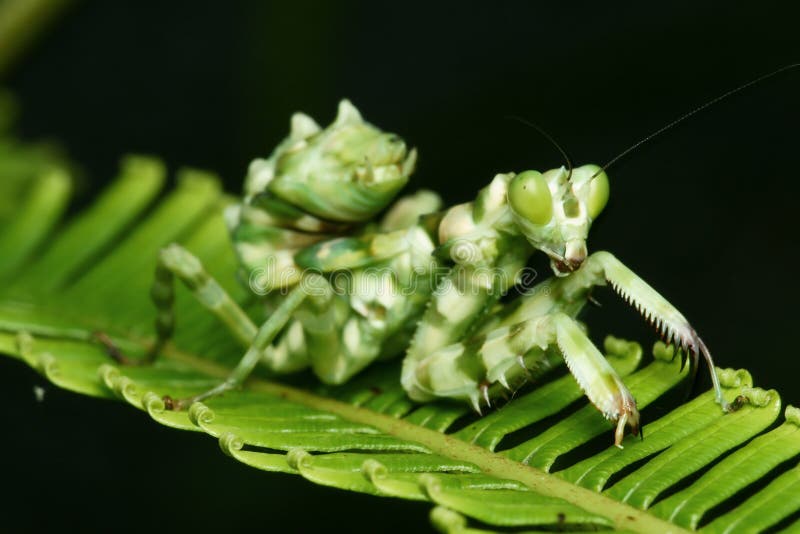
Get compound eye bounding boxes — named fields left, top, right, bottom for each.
left=508, top=170, right=553, bottom=225
left=586, top=169, right=610, bottom=219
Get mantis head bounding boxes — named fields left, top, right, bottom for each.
left=507, top=164, right=609, bottom=276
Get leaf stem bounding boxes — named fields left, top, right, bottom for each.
left=250, top=379, right=686, bottom=533
left=0, top=312, right=687, bottom=532
left=161, top=345, right=687, bottom=533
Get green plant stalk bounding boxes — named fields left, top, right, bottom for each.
left=0, top=0, right=74, bottom=78
left=158, top=344, right=685, bottom=534
left=0, top=313, right=687, bottom=532
left=0, top=316, right=681, bottom=531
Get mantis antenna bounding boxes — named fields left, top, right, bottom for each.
left=506, top=115, right=574, bottom=181
left=591, top=63, right=800, bottom=180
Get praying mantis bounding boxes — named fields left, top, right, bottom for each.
left=108, top=95, right=738, bottom=448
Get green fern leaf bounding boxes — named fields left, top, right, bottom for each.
left=2, top=152, right=799, bottom=533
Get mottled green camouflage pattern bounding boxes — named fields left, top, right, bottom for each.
left=170, top=100, right=725, bottom=446
left=244, top=99, right=415, bottom=222
left=227, top=100, right=417, bottom=292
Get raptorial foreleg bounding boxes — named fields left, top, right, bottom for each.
left=570, top=251, right=730, bottom=411
left=410, top=312, right=640, bottom=446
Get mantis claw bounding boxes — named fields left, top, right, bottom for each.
left=614, top=414, right=628, bottom=449
left=612, top=389, right=640, bottom=448
left=588, top=251, right=728, bottom=414
left=480, top=381, right=492, bottom=408
left=162, top=395, right=177, bottom=411
left=497, top=374, right=511, bottom=391
left=727, top=394, right=748, bottom=412
left=614, top=403, right=642, bottom=448
left=469, top=394, right=483, bottom=416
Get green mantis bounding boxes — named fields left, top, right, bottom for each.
left=123, top=99, right=729, bottom=447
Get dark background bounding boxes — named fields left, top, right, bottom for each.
left=2, top=1, right=799, bottom=532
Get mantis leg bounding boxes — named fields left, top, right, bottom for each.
left=300, top=269, right=432, bottom=386
left=152, top=244, right=318, bottom=375
left=411, top=311, right=640, bottom=447
left=139, top=243, right=397, bottom=406
left=147, top=244, right=334, bottom=408
left=95, top=243, right=258, bottom=364
left=147, top=243, right=258, bottom=358
left=98, top=243, right=323, bottom=408
left=569, top=251, right=729, bottom=411
left=164, top=275, right=324, bottom=409
left=402, top=250, right=531, bottom=401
